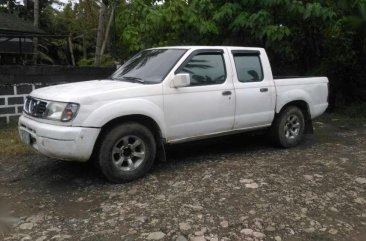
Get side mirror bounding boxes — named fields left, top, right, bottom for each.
left=172, top=73, right=190, bottom=88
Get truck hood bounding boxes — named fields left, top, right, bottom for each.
left=30, top=80, right=144, bottom=102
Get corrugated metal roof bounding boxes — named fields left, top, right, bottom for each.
left=0, top=12, right=45, bottom=35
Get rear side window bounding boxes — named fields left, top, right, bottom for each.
left=179, top=53, right=226, bottom=86
left=233, top=54, right=263, bottom=82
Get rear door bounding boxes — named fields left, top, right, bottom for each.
left=229, top=48, right=276, bottom=129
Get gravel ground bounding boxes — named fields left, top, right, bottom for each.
left=0, top=116, right=365, bottom=241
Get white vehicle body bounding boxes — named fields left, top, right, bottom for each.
left=19, top=46, right=328, bottom=162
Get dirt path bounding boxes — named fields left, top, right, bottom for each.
left=0, top=116, right=365, bottom=241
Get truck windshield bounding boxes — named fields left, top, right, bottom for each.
left=111, top=49, right=187, bottom=84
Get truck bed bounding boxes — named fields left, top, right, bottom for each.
left=274, top=76, right=329, bottom=119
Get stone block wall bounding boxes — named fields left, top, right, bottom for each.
left=0, top=84, right=36, bottom=125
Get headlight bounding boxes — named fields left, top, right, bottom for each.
left=45, top=102, right=79, bottom=122
left=61, top=103, right=80, bottom=122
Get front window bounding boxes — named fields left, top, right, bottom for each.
left=112, top=49, right=187, bottom=84
left=178, top=52, right=227, bottom=86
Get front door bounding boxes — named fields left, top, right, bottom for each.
left=163, top=49, right=235, bottom=142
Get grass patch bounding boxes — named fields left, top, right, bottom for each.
left=0, top=125, right=29, bottom=158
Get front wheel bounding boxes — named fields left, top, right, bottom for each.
left=270, top=106, right=305, bottom=148
left=98, top=122, right=156, bottom=183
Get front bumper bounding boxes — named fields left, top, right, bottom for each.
left=18, top=115, right=100, bottom=162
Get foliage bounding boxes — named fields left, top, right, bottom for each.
left=78, top=54, right=116, bottom=67
left=114, top=0, right=366, bottom=107
left=0, top=0, right=21, bottom=13
left=115, top=0, right=218, bottom=54
left=42, top=0, right=100, bottom=65
left=1, top=0, right=100, bottom=65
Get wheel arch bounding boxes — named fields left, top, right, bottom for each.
left=275, top=100, right=313, bottom=134
left=98, top=114, right=163, bottom=142
left=90, top=114, right=165, bottom=164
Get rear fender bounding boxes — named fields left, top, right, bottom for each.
left=276, top=89, right=313, bottom=115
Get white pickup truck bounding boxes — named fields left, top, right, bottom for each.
left=19, top=46, right=328, bottom=182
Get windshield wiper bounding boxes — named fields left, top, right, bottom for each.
left=119, top=76, right=145, bottom=84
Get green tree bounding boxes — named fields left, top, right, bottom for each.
left=44, top=0, right=100, bottom=65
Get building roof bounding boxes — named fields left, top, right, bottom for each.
left=0, top=12, right=45, bottom=35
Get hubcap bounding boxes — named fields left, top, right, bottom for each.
left=112, top=135, right=146, bottom=171
left=284, top=114, right=301, bottom=139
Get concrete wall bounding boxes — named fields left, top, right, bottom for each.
left=0, top=66, right=115, bottom=125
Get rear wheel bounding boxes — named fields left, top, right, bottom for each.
left=271, top=106, right=305, bottom=148
left=98, top=122, right=156, bottom=183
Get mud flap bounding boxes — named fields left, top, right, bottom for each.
left=156, top=138, right=167, bottom=162
left=305, top=119, right=314, bottom=134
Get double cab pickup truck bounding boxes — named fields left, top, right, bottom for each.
left=19, top=46, right=328, bottom=183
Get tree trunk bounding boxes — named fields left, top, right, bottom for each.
left=32, top=0, right=39, bottom=65
left=80, top=0, right=87, bottom=59
left=101, top=5, right=115, bottom=56
left=95, top=1, right=106, bottom=67
left=83, top=34, right=87, bottom=59
left=68, top=35, right=76, bottom=66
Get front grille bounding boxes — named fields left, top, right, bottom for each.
left=24, top=97, right=48, bottom=117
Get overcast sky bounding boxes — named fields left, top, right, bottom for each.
left=58, top=0, right=79, bottom=4
left=14, top=0, right=80, bottom=9
left=53, top=0, right=79, bottom=10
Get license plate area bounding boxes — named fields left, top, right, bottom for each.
left=20, top=129, right=31, bottom=145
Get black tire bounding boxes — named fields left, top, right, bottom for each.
left=270, top=106, right=305, bottom=148
left=98, top=122, right=156, bottom=183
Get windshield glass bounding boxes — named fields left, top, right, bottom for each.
left=111, top=49, right=187, bottom=84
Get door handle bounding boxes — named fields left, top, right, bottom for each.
left=222, top=91, right=232, bottom=96
left=260, top=88, right=268, bottom=93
